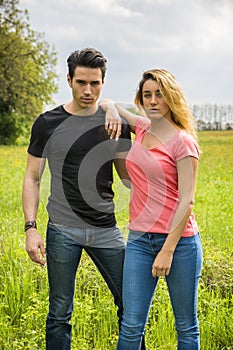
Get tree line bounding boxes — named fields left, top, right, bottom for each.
left=192, top=104, right=233, bottom=130
left=0, top=0, right=58, bottom=144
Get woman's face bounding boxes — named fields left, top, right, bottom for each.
left=142, top=79, right=171, bottom=121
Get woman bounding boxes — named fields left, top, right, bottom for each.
left=102, top=68, right=203, bottom=350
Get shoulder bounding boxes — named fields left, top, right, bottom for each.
left=31, top=113, right=48, bottom=140
left=135, top=118, right=150, bottom=135
left=178, top=131, right=199, bottom=150
left=28, top=105, right=70, bottom=157
left=33, top=105, right=70, bottom=131
left=135, top=118, right=150, bottom=132
left=40, top=105, right=69, bottom=123
left=173, top=130, right=199, bottom=160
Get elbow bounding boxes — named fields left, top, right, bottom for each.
left=186, top=199, right=194, bottom=212
left=121, top=179, right=131, bottom=189
left=179, top=196, right=194, bottom=210
left=189, top=196, right=195, bottom=207
left=23, top=176, right=41, bottom=190
left=36, top=179, right=41, bottom=188
left=189, top=201, right=194, bottom=211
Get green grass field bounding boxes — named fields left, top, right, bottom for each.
left=0, top=130, right=233, bottom=349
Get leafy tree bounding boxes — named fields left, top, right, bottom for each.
left=0, top=0, right=58, bottom=144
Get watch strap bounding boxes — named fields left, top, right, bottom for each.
left=25, top=220, right=37, bottom=232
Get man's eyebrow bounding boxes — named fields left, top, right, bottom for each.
left=75, top=79, right=101, bottom=84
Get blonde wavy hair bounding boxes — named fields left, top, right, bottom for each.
left=134, top=69, right=198, bottom=141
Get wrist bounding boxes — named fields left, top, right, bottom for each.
left=161, top=245, right=175, bottom=255
left=25, top=220, right=37, bottom=232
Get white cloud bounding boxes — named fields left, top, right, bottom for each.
left=19, top=0, right=233, bottom=105
left=78, top=0, right=141, bottom=17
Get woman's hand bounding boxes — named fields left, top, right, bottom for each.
left=152, top=250, right=173, bottom=277
left=99, top=99, right=122, bottom=140
left=105, top=104, right=122, bottom=141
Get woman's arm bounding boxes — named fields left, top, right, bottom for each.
left=152, top=156, right=198, bottom=277
left=100, top=98, right=146, bottom=134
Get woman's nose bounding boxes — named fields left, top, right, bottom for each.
left=150, top=95, right=158, bottom=105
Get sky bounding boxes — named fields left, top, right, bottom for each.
left=19, top=0, right=233, bottom=108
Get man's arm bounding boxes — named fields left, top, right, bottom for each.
left=100, top=98, right=147, bottom=134
left=114, top=152, right=131, bottom=188
left=22, top=154, right=46, bottom=266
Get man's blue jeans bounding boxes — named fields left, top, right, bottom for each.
left=117, top=231, right=203, bottom=350
left=45, top=222, right=125, bottom=350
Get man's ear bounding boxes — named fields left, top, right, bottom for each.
left=67, top=74, right=72, bottom=87
left=102, top=79, right=104, bottom=85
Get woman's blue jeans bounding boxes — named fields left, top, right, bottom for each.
left=45, top=222, right=125, bottom=350
left=117, top=231, right=203, bottom=350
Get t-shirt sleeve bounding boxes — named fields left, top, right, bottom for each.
left=116, top=118, right=132, bottom=152
left=174, top=132, right=199, bottom=161
left=27, top=115, right=50, bottom=158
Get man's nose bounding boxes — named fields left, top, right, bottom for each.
left=84, top=83, right=92, bottom=94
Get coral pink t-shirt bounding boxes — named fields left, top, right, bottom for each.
left=126, top=119, right=199, bottom=237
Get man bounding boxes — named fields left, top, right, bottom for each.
left=22, top=48, right=131, bottom=349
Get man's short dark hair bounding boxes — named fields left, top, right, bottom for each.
left=67, top=48, right=107, bottom=80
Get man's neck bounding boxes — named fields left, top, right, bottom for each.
left=64, top=101, right=98, bottom=116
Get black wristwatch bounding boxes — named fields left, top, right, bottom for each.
left=25, top=220, right=37, bottom=232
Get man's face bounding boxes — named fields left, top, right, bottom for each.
left=67, top=66, right=104, bottom=112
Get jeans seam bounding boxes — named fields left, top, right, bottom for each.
left=85, top=248, right=122, bottom=301
left=192, top=237, right=201, bottom=334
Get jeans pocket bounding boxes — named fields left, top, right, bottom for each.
left=46, top=223, right=76, bottom=263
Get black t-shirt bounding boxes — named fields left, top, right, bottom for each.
left=28, top=105, right=131, bottom=228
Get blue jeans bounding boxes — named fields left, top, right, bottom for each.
left=117, top=231, right=203, bottom=350
left=45, top=222, right=125, bottom=350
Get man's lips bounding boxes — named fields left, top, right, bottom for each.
left=81, top=97, right=94, bottom=103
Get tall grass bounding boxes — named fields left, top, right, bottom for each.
left=0, top=131, right=232, bottom=349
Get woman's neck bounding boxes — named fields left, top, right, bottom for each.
left=149, top=117, right=180, bottom=142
